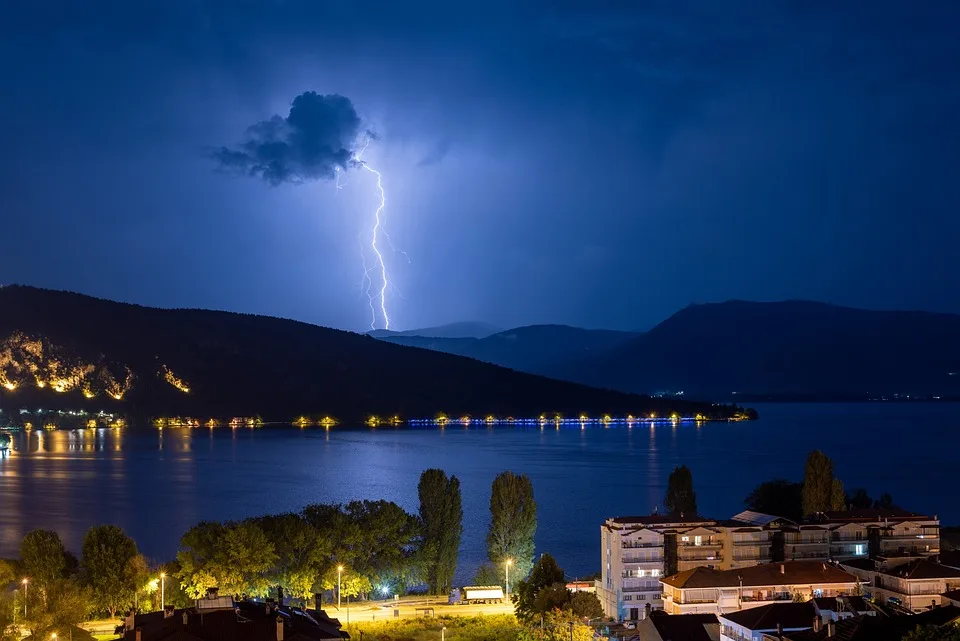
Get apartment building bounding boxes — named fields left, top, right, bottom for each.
left=599, top=508, right=940, bottom=621
left=661, top=562, right=861, bottom=615
left=839, top=557, right=960, bottom=612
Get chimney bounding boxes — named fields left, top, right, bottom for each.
left=135, top=628, right=142, bottom=641
left=780, top=564, right=785, bottom=575
left=826, top=620, right=835, bottom=637
left=813, top=616, right=822, bottom=632
left=182, top=611, right=188, bottom=626
left=277, top=586, right=284, bottom=607
left=276, top=617, right=284, bottom=641
left=314, top=593, right=322, bottom=612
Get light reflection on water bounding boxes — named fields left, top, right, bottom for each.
left=0, top=402, right=957, bottom=581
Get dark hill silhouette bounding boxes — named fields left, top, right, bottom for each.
left=367, top=321, right=502, bottom=339
left=0, top=286, right=747, bottom=422
left=560, top=300, right=960, bottom=397
left=376, top=324, right=638, bottom=375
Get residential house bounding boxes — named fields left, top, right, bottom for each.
left=840, top=557, right=960, bottom=612
left=661, top=562, right=861, bottom=616
left=718, top=602, right=817, bottom=641
left=122, top=590, right=348, bottom=641
left=780, top=605, right=960, bottom=640
left=810, top=596, right=874, bottom=622
left=599, top=508, right=939, bottom=622
left=635, top=611, right=720, bottom=641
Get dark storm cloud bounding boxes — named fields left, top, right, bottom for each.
left=213, top=92, right=369, bottom=186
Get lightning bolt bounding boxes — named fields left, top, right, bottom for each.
left=341, top=138, right=397, bottom=330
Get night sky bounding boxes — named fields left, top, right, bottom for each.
left=3, top=2, right=959, bottom=332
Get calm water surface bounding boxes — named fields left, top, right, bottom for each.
left=1, top=403, right=956, bottom=581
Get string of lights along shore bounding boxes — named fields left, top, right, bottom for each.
left=214, top=92, right=399, bottom=330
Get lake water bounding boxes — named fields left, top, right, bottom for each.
left=0, top=403, right=956, bottom=582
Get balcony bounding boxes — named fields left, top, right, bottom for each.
left=681, top=553, right=723, bottom=562
left=785, top=539, right=830, bottom=546
left=623, top=556, right=664, bottom=564
left=622, top=585, right=660, bottom=593
left=734, top=539, right=771, bottom=546
left=733, top=553, right=770, bottom=562
left=741, top=593, right=792, bottom=603
left=622, top=541, right=663, bottom=549
left=679, top=541, right=723, bottom=549
left=832, top=536, right=867, bottom=542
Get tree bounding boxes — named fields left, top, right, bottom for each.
left=903, top=624, right=960, bottom=641
left=486, top=471, right=537, bottom=587
left=877, top=492, right=895, bottom=509
left=830, top=479, right=846, bottom=511
left=847, top=488, right=873, bottom=510
left=176, top=520, right=277, bottom=598
left=513, top=554, right=565, bottom=622
left=20, top=529, right=67, bottom=606
left=81, top=524, right=139, bottom=618
left=24, top=579, right=92, bottom=639
left=744, top=479, right=803, bottom=521
left=569, top=591, right=603, bottom=619
left=664, top=465, right=697, bottom=516
left=802, top=450, right=835, bottom=515
left=256, top=513, right=330, bottom=600
left=517, top=609, right=593, bottom=641
left=418, top=469, right=463, bottom=595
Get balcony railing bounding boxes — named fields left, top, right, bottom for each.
left=741, top=593, right=792, bottom=603
left=680, top=553, right=723, bottom=562
left=623, top=557, right=664, bottom=564
left=733, top=554, right=770, bottom=561
left=832, top=536, right=867, bottom=542
left=785, top=539, right=830, bottom=546
left=622, top=541, right=663, bottom=549
left=622, top=585, right=660, bottom=593
left=734, top=540, right=771, bottom=546
left=680, top=541, right=722, bottom=548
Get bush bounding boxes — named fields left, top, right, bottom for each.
left=349, top=614, right=519, bottom=641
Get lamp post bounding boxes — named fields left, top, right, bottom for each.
left=160, top=572, right=166, bottom=610
left=505, top=559, right=513, bottom=600
left=441, top=626, right=446, bottom=641
left=337, top=565, right=344, bottom=611
left=22, top=578, right=28, bottom=619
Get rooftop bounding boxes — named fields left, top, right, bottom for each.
left=731, top=510, right=797, bottom=527
left=811, top=596, right=870, bottom=613
left=645, top=611, right=719, bottom=641
left=808, top=508, right=936, bottom=524
left=607, top=513, right=716, bottom=527
left=662, top=561, right=859, bottom=590
left=940, top=550, right=960, bottom=570
left=720, top=602, right=816, bottom=631
left=782, top=605, right=960, bottom=641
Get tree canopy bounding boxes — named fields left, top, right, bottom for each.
left=418, top=469, right=463, bottom=595
left=744, top=479, right=803, bottom=521
left=80, top=525, right=139, bottom=618
left=802, top=450, right=836, bottom=515
left=512, top=553, right=603, bottom=628
left=664, top=465, right=697, bottom=516
left=20, top=529, right=67, bottom=604
left=486, top=471, right=537, bottom=588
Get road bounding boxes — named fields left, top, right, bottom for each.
left=328, top=596, right=515, bottom=624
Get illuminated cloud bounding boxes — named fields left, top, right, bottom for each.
left=212, top=92, right=372, bottom=186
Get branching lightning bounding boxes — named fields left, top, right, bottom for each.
left=339, top=139, right=399, bottom=331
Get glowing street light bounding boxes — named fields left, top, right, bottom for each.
left=505, top=559, right=513, bottom=600
left=160, top=572, right=166, bottom=610
left=22, top=578, right=28, bottom=618
left=337, top=565, right=344, bottom=611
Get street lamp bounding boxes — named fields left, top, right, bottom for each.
left=22, top=578, right=28, bottom=619
left=160, top=572, right=166, bottom=610
left=337, top=565, right=344, bottom=611
left=441, top=626, right=446, bottom=641
left=505, top=559, right=513, bottom=600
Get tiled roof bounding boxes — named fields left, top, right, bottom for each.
left=123, top=604, right=347, bottom=641
left=662, top=561, right=859, bottom=589
left=647, top=611, right=719, bottom=641
left=720, top=602, right=816, bottom=631
left=810, top=508, right=934, bottom=524
left=608, top=514, right=715, bottom=526
left=883, top=559, right=960, bottom=580
left=783, top=605, right=960, bottom=641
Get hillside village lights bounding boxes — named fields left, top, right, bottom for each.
left=505, top=559, right=513, bottom=599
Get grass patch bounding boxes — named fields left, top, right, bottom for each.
left=347, top=614, right=519, bottom=641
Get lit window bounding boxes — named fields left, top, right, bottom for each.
left=681, top=536, right=689, bottom=542
left=854, top=544, right=865, bottom=556
left=638, top=570, right=646, bottom=577
left=651, top=569, right=660, bottom=577
left=624, top=595, right=632, bottom=601
left=694, top=536, right=702, bottom=546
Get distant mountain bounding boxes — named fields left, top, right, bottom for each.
left=560, top=300, right=960, bottom=397
left=367, top=321, right=502, bottom=339
left=0, top=286, right=746, bottom=422
left=376, top=324, right=638, bottom=375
